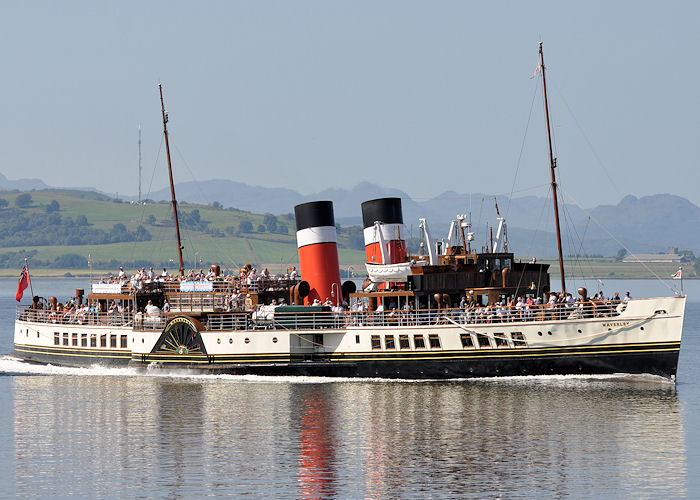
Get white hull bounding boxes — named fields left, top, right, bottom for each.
left=14, top=296, right=685, bottom=379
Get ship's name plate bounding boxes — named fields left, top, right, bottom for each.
left=180, top=281, right=214, bottom=292
left=91, top=283, right=122, bottom=294
left=602, top=321, right=630, bottom=328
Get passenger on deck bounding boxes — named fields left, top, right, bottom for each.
left=135, top=308, right=144, bottom=328
left=515, top=297, right=524, bottom=320
left=623, top=291, right=632, bottom=302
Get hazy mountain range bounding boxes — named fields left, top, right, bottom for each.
left=2, top=173, right=699, bottom=257
left=144, top=180, right=700, bottom=257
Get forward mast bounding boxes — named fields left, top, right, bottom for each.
left=158, top=84, right=185, bottom=277
left=539, top=42, right=566, bottom=293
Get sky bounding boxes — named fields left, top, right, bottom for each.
left=1, top=1, right=698, bottom=208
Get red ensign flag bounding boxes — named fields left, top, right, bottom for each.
left=15, top=265, right=29, bottom=302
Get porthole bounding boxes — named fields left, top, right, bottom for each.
left=141, top=338, right=144, bottom=343
left=577, top=329, right=582, bottom=333
left=640, top=327, right=644, bottom=331
left=547, top=331, right=552, bottom=336
left=538, top=331, right=543, bottom=336
left=217, top=338, right=221, bottom=344
left=272, top=337, right=278, bottom=343
left=37, top=332, right=40, bottom=338
left=245, top=338, right=250, bottom=344
left=229, top=338, right=233, bottom=344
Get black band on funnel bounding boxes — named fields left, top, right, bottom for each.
left=295, top=201, right=335, bottom=231
left=361, top=198, right=403, bottom=229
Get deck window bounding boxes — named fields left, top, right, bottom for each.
left=72, top=333, right=78, bottom=346
left=63, top=333, right=69, bottom=346
left=510, top=332, right=527, bottom=347
left=120, top=335, right=128, bottom=348
left=100, top=334, right=107, bottom=348
left=428, top=334, right=441, bottom=349
left=371, top=335, right=381, bottom=350
left=384, top=336, right=396, bottom=350
left=460, top=333, right=474, bottom=348
left=414, top=335, right=426, bottom=349
left=494, top=333, right=509, bottom=348
left=110, top=335, right=117, bottom=348
left=477, top=335, right=492, bottom=348
left=399, top=335, right=410, bottom=349
left=90, top=334, right=97, bottom=347
left=81, top=334, right=88, bottom=347
left=54, top=332, right=60, bottom=346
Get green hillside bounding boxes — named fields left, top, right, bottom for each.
left=0, top=189, right=694, bottom=279
left=0, top=189, right=366, bottom=274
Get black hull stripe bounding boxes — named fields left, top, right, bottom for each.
left=138, top=352, right=680, bottom=379
left=15, top=344, right=131, bottom=360
left=13, top=343, right=680, bottom=379
left=15, top=341, right=679, bottom=364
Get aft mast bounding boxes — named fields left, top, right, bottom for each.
left=158, top=84, right=185, bottom=277
left=539, top=42, right=566, bottom=293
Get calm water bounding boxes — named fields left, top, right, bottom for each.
left=1, top=278, right=699, bottom=498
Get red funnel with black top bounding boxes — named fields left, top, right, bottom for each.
left=294, top=201, right=342, bottom=306
left=361, top=197, right=407, bottom=289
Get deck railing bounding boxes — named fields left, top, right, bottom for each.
left=17, top=301, right=627, bottom=332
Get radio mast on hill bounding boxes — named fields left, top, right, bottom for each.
left=138, top=123, right=142, bottom=203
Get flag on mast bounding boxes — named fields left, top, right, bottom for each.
left=15, top=265, right=29, bottom=302
left=672, top=268, right=682, bottom=280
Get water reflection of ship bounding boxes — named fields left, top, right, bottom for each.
left=296, top=387, right=336, bottom=498
left=306, top=380, right=689, bottom=497
left=11, top=376, right=689, bottom=497
left=362, top=381, right=687, bottom=497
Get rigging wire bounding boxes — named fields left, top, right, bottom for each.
left=505, top=75, right=541, bottom=222
left=170, top=138, right=257, bottom=272
left=557, top=90, right=624, bottom=200
left=560, top=186, right=678, bottom=294
left=125, top=134, right=166, bottom=268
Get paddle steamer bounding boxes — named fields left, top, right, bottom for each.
left=13, top=45, right=686, bottom=379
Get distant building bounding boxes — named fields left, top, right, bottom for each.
left=623, top=250, right=694, bottom=263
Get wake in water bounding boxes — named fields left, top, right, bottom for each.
left=0, top=354, right=674, bottom=388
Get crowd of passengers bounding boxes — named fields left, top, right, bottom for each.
left=25, top=288, right=631, bottom=328
left=247, top=289, right=632, bottom=326
left=98, top=264, right=299, bottom=292
left=444, top=290, right=632, bottom=323
left=25, top=296, right=170, bottom=326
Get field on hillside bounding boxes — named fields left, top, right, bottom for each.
left=0, top=189, right=366, bottom=271
left=535, top=257, right=690, bottom=279
left=0, top=190, right=694, bottom=280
